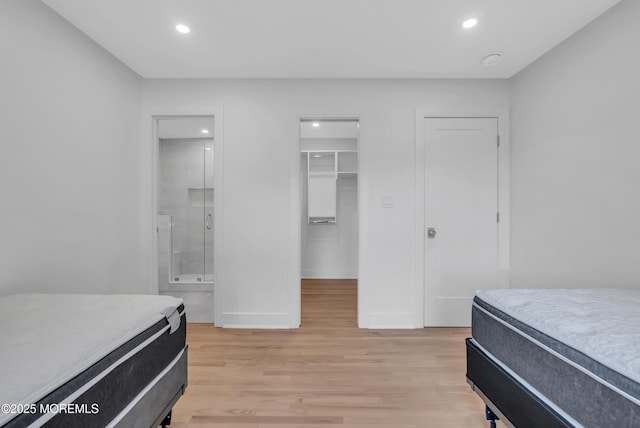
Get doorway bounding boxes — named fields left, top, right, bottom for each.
left=422, top=117, right=504, bottom=326
left=154, top=116, right=216, bottom=323
left=299, top=119, right=359, bottom=326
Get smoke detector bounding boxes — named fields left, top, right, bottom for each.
left=482, top=54, right=502, bottom=66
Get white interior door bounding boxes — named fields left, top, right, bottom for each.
left=424, top=117, right=499, bottom=326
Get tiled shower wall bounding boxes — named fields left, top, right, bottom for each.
left=158, top=138, right=214, bottom=279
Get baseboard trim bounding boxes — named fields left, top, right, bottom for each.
left=367, top=312, right=417, bottom=329
left=221, top=312, right=291, bottom=329
left=165, top=282, right=214, bottom=292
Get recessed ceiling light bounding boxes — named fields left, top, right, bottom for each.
left=201, top=129, right=209, bottom=134
left=462, top=18, right=478, bottom=29
left=176, top=24, right=190, bottom=34
left=312, top=122, right=320, bottom=127
left=482, top=54, right=502, bottom=66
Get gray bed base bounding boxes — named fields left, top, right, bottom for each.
left=468, top=296, right=640, bottom=428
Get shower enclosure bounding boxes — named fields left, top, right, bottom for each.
left=157, top=118, right=214, bottom=286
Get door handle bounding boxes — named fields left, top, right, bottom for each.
left=427, top=227, right=437, bottom=238
left=206, top=213, right=212, bottom=230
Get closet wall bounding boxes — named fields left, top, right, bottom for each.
left=301, top=153, right=358, bottom=278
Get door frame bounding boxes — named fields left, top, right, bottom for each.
left=149, top=112, right=224, bottom=326
left=292, top=115, right=365, bottom=328
left=414, top=110, right=510, bottom=327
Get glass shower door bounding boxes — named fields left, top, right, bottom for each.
left=203, top=139, right=214, bottom=282
left=157, top=117, right=215, bottom=285
left=181, top=139, right=214, bottom=283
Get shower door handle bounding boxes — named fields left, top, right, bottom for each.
left=206, top=213, right=212, bottom=230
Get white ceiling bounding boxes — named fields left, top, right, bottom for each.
left=42, top=0, right=620, bottom=79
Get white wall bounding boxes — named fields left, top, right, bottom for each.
left=510, top=0, right=640, bottom=289
left=6, top=0, right=634, bottom=324
left=142, top=79, right=509, bottom=327
left=0, top=0, right=144, bottom=295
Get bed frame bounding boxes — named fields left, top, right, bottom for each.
left=466, top=338, right=573, bottom=428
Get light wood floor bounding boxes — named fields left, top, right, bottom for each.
left=170, top=279, right=489, bottom=427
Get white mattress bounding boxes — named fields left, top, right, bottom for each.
left=476, top=288, right=640, bottom=385
left=0, top=293, right=183, bottom=425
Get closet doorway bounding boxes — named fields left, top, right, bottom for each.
left=299, top=119, right=359, bottom=326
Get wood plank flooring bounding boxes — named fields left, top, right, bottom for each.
left=170, top=279, right=489, bottom=427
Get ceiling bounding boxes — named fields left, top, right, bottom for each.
left=41, top=0, right=620, bottom=79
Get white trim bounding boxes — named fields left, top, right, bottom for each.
left=293, top=115, right=365, bottom=328
left=147, top=111, right=224, bottom=328
left=289, top=116, right=302, bottom=328
left=368, top=312, right=416, bottom=329
left=222, top=312, right=291, bottom=329
left=164, top=282, right=214, bottom=293
left=415, top=110, right=510, bottom=328
left=356, top=117, right=369, bottom=328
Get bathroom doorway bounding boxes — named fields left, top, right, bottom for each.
left=154, top=116, right=215, bottom=323
left=299, top=119, right=359, bottom=326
